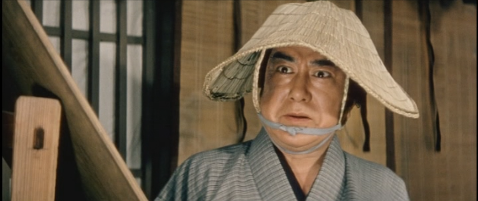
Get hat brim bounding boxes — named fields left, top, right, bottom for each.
left=203, top=1, right=419, bottom=118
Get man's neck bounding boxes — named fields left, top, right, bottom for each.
left=281, top=139, right=332, bottom=195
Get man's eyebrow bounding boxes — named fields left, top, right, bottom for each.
left=270, top=51, right=295, bottom=62
left=312, top=59, right=337, bottom=67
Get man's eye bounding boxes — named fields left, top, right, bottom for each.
left=276, top=66, right=292, bottom=74
left=314, top=71, right=331, bottom=78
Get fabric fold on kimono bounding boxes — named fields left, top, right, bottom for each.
left=247, top=128, right=346, bottom=201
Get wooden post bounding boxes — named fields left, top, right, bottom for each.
left=11, top=96, right=61, bottom=201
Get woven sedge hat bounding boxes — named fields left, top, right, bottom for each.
left=203, top=1, right=419, bottom=118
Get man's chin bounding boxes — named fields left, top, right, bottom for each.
left=273, top=132, right=325, bottom=145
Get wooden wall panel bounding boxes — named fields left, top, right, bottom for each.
left=178, top=1, right=237, bottom=165
left=392, top=1, right=434, bottom=199
left=393, top=1, right=476, bottom=201
left=430, top=2, right=477, bottom=199
left=329, top=0, right=355, bottom=11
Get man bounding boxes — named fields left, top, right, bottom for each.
left=157, top=1, right=418, bottom=200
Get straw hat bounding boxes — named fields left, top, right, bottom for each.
left=203, top=1, right=419, bottom=118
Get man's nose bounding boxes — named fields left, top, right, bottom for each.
left=288, top=75, right=312, bottom=102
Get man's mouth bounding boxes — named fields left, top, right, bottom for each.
left=284, top=113, right=311, bottom=120
left=288, top=115, right=308, bottom=119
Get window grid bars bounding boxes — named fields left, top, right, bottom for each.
left=29, top=0, right=144, bottom=180
left=89, top=0, right=100, bottom=114
left=60, top=0, right=72, bottom=71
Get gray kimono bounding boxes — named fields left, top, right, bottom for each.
left=156, top=129, right=410, bottom=201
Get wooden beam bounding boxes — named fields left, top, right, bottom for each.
left=115, top=0, right=128, bottom=160
left=384, top=0, right=396, bottom=171
left=88, top=0, right=100, bottom=114
left=60, top=0, right=73, bottom=70
left=11, top=96, right=62, bottom=201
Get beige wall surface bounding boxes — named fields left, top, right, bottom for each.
left=179, top=1, right=238, bottom=164
left=392, top=1, right=476, bottom=200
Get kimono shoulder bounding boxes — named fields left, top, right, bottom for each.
left=156, top=141, right=256, bottom=201
left=343, top=152, right=410, bottom=201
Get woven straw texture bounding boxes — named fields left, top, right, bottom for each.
left=204, top=1, right=419, bottom=118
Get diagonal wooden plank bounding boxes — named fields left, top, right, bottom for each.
left=2, top=0, right=147, bottom=200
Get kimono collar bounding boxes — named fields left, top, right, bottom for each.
left=246, top=128, right=346, bottom=201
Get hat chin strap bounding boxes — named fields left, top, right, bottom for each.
left=258, top=113, right=341, bottom=155
left=258, top=113, right=342, bottom=136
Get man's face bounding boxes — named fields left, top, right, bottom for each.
left=260, top=46, right=346, bottom=152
